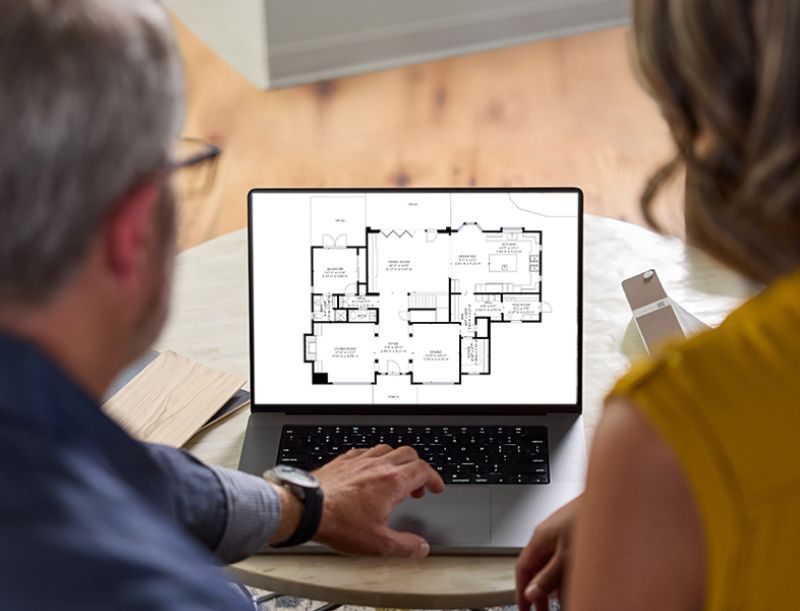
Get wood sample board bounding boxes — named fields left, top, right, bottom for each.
left=103, top=351, right=245, bottom=447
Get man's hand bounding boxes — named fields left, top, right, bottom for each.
left=515, top=495, right=581, bottom=611
left=312, top=445, right=445, bottom=558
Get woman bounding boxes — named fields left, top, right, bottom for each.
left=516, top=1, right=800, bottom=609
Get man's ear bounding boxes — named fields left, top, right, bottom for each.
left=103, top=178, right=161, bottom=288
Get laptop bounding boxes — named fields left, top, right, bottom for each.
left=240, top=188, right=586, bottom=554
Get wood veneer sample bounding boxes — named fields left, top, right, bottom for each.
left=103, top=351, right=245, bottom=447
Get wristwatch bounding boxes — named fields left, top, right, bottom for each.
left=263, top=465, right=324, bottom=548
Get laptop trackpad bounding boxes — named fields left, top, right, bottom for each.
left=389, top=487, right=491, bottom=545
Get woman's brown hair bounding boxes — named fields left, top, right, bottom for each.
left=631, top=0, right=800, bottom=283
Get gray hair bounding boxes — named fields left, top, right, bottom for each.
left=0, top=0, right=183, bottom=305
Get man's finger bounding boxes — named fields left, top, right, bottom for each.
left=397, top=459, right=445, bottom=494
left=383, top=445, right=420, bottom=465
left=341, top=447, right=369, bottom=459
left=410, top=486, right=426, bottom=499
left=376, top=526, right=431, bottom=559
left=360, top=444, right=394, bottom=458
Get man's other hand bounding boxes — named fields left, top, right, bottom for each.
left=312, top=445, right=445, bottom=558
left=515, top=495, right=581, bottom=611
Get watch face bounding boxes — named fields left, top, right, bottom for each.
left=274, top=464, right=321, bottom=489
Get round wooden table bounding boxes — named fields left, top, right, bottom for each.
left=155, top=214, right=753, bottom=609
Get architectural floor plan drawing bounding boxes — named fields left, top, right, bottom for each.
left=303, top=195, right=545, bottom=394
left=251, top=190, right=579, bottom=407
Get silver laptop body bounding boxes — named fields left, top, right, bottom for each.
left=240, top=188, right=586, bottom=554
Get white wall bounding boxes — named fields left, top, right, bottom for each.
left=166, top=0, right=271, bottom=88
left=166, top=0, right=629, bottom=90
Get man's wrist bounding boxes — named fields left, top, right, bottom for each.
left=207, top=465, right=282, bottom=562
left=268, top=482, right=304, bottom=546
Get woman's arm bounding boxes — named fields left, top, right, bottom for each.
left=566, top=398, right=705, bottom=611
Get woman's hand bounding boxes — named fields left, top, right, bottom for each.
left=515, top=495, right=581, bottom=611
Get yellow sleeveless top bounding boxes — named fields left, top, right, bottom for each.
left=610, top=269, right=800, bottom=611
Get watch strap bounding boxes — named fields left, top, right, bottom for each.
left=272, top=484, right=324, bottom=548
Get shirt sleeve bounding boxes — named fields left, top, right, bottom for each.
left=144, top=444, right=282, bottom=563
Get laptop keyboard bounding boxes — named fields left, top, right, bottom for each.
left=277, top=425, right=550, bottom=485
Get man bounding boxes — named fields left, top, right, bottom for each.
left=0, top=1, right=444, bottom=609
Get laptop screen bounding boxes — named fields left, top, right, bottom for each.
left=249, top=188, right=582, bottom=415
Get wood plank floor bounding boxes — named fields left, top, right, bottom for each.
left=174, top=19, right=684, bottom=251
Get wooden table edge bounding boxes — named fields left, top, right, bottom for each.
left=226, top=557, right=517, bottom=609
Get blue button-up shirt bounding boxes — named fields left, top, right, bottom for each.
left=0, top=333, right=281, bottom=610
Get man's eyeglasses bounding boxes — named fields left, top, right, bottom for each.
left=168, top=137, right=222, bottom=200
